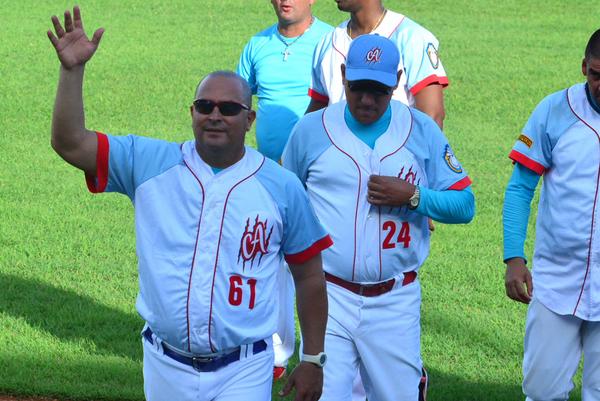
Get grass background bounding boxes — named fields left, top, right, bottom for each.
left=0, top=0, right=596, bottom=400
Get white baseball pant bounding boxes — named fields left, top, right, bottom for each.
left=523, top=298, right=600, bottom=401
left=142, top=332, right=273, bottom=401
left=320, top=276, right=423, bottom=401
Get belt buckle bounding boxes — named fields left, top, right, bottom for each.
left=192, top=355, right=215, bottom=370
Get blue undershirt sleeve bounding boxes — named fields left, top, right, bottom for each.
left=415, top=186, right=475, bottom=224
left=502, top=163, right=541, bottom=262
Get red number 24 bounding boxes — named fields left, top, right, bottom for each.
left=382, top=221, right=411, bottom=249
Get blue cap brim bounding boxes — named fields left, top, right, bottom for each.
left=346, top=68, right=397, bottom=88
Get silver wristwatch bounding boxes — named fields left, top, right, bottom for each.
left=301, top=352, right=327, bottom=367
left=408, top=186, right=420, bottom=210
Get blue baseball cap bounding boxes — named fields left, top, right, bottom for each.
left=345, top=34, right=400, bottom=87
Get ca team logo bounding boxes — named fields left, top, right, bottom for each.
left=444, top=145, right=463, bottom=173
left=426, top=43, right=439, bottom=69
left=366, top=47, right=382, bottom=64
left=238, top=215, right=274, bottom=270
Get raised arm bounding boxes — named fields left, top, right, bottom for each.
left=48, top=6, right=104, bottom=174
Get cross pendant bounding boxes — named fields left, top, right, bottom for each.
left=282, top=48, right=291, bottom=61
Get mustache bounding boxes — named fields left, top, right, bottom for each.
left=203, top=122, right=227, bottom=131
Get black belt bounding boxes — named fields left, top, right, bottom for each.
left=143, top=327, right=267, bottom=372
left=325, top=271, right=417, bottom=297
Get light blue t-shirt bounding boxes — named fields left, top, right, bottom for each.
left=237, top=18, right=332, bottom=161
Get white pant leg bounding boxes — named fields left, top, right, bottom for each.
left=357, top=279, right=422, bottom=401
left=351, top=372, right=367, bottom=401
left=143, top=335, right=274, bottom=401
left=582, top=320, right=600, bottom=401
left=320, top=282, right=362, bottom=401
left=216, top=347, right=274, bottom=401
left=523, top=298, right=582, bottom=401
left=273, top=263, right=295, bottom=367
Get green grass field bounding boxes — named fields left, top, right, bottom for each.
left=0, top=0, right=596, bottom=400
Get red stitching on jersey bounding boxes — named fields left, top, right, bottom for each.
left=386, top=16, right=404, bottom=38
left=567, top=89, right=600, bottom=317
left=409, top=75, right=450, bottom=96
left=509, top=150, right=546, bottom=175
left=378, top=206, right=382, bottom=281
left=321, top=109, right=360, bottom=281
left=182, top=156, right=205, bottom=352
left=85, top=132, right=109, bottom=193
left=285, top=235, right=333, bottom=264
left=380, top=106, right=413, bottom=162
left=332, top=30, right=347, bottom=61
left=207, top=156, right=265, bottom=352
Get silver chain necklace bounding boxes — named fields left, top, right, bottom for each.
left=275, top=17, right=314, bottom=61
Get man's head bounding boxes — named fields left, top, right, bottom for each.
left=341, top=34, right=400, bottom=124
left=334, top=0, right=380, bottom=13
left=271, top=0, right=314, bottom=27
left=583, top=28, right=600, bottom=105
left=191, top=71, right=255, bottom=162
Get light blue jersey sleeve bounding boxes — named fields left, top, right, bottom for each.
left=237, top=41, right=258, bottom=94
left=281, top=110, right=331, bottom=184
left=393, top=18, right=448, bottom=94
left=502, top=163, right=540, bottom=262
left=86, top=133, right=183, bottom=201
left=509, top=89, right=577, bottom=174
left=256, top=160, right=332, bottom=264
left=406, top=110, right=472, bottom=191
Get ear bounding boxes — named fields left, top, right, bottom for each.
left=246, top=110, right=257, bottom=132
left=582, top=58, right=588, bottom=76
left=190, top=105, right=194, bottom=117
left=394, top=70, right=402, bottom=89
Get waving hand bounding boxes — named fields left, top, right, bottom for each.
left=47, top=6, right=104, bottom=69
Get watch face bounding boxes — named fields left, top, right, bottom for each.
left=319, top=353, right=327, bottom=365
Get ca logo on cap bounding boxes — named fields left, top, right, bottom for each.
left=366, top=47, right=382, bottom=63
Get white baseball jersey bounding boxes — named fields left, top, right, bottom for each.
left=509, top=83, right=600, bottom=321
left=283, top=100, right=470, bottom=283
left=86, top=133, right=332, bottom=354
left=309, top=10, right=448, bottom=107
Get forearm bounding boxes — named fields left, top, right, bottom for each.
left=51, top=65, right=97, bottom=172
left=415, top=186, right=474, bottom=223
left=503, top=164, right=539, bottom=261
left=294, top=270, right=327, bottom=355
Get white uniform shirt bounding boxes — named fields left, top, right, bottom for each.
left=309, top=10, right=448, bottom=106
left=283, top=101, right=470, bottom=283
left=510, top=83, right=600, bottom=321
left=86, top=134, right=332, bottom=353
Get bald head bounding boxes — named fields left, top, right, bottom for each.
left=585, top=29, right=600, bottom=61
left=195, top=71, right=252, bottom=106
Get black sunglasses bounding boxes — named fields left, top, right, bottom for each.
left=193, top=99, right=250, bottom=116
left=348, top=81, right=393, bottom=96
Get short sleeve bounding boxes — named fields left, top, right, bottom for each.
left=237, top=41, right=257, bottom=94
left=308, top=35, right=330, bottom=103
left=85, top=133, right=182, bottom=200
left=399, top=24, right=449, bottom=95
left=508, top=96, right=555, bottom=175
left=280, top=175, right=332, bottom=264
left=409, top=112, right=471, bottom=191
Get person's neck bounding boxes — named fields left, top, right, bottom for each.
left=349, top=4, right=385, bottom=37
left=278, top=14, right=313, bottom=38
left=195, top=145, right=245, bottom=169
